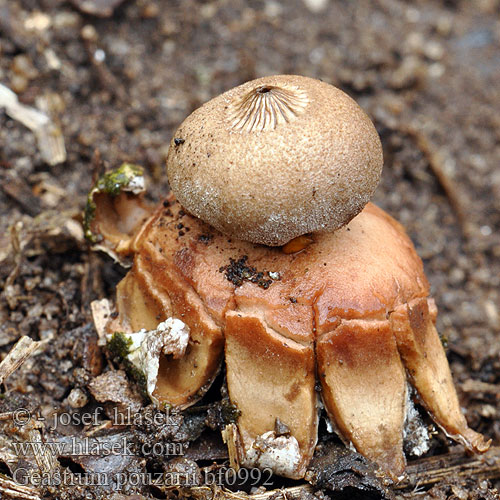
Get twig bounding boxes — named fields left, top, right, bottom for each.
left=0, top=84, right=66, bottom=166
left=178, top=484, right=315, bottom=500
left=27, top=429, right=59, bottom=474
left=403, top=126, right=473, bottom=240
left=80, top=25, right=127, bottom=101
left=0, top=474, right=41, bottom=500
left=396, top=446, right=500, bottom=490
left=182, top=448, right=500, bottom=498
left=0, top=171, right=41, bottom=217
left=0, top=336, right=41, bottom=385
left=5, top=222, right=23, bottom=289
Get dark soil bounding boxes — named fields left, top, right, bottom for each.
left=0, top=0, right=499, bottom=499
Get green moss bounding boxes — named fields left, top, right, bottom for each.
left=440, top=334, right=449, bottom=348
left=106, top=332, right=149, bottom=400
left=126, top=363, right=149, bottom=399
left=95, top=163, right=144, bottom=197
left=220, top=399, right=240, bottom=425
left=107, top=332, right=133, bottom=359
left=83, top=195, right=97, bottom=242
left=83, top=163, right=144, bottom=243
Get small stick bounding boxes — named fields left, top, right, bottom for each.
left=26, top=428, right=59, bottom=474
left=403, top=126, right=473, bottom=240
left=0, top=336, right=41, bottom=385
left=396, top=446, right=500, bottom=490
left=178, top=484, right=315, bottom=500
left=0, top=84, right=66, bottom=166
left=0, top=474, right=41, bottom=500
left=80, top=25, right=127, bottom=102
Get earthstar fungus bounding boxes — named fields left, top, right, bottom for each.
left=88, top=75, right=490, bottom=480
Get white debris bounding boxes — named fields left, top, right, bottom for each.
left=90, top=298, right=113, bottom=345
left=107, top=318, right=190, bottom=404
left=25, top=12, right=51, bottom=31
left=403, top=388, right=431, bottom=457
left=325, top=417, right=335, bottom=434
left=244, top=431, right=302, bottom=477
left=44, top=48, right=62, bottom=70
left=302, top=0, right=329, bottom=13
left=480, top=225, right=492, bottom=236
left=124, top=173, right=146, bottom=194
left=94, top=49, right=106, bottom=62
left=0, top=83, right=66, bottom=165
left=67, top=388, right=89, bottom=408
left=264, top=1, right=283, bottom=17
left=317, top=397, right=335, bottom=433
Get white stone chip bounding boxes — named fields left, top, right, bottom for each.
left=243, top=431, right=302, bottom=477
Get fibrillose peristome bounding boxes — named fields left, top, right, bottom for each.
left=226, top=84, right=309, bottom=133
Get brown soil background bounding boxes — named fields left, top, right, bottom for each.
left=0, top=0, right=499, bottom=499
